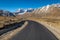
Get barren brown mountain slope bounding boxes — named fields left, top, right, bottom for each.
left=0, top=16, right=22, bottom=28
left=31, top=4, right=60, bottom=18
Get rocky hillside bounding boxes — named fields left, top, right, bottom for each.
left=31, top=4, right=60, bottom=18
left=0, top=10, right=15, bottom=16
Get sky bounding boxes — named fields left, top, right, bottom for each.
left=0, top=0, right=60, bottom=12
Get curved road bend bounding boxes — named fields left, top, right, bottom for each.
left=11, top=20, right=58, bottom=40
left=0, top=21, right=25, bottom=35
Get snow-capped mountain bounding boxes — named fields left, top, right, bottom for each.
left=33, top=3, right=60, bottom=13
left=15, top=8, right=34, bottom=15
left=0, top=3, right=60, bottom=17
left=32, top=3, right=60, bottom=18
left=16, top=8, right=25, bottom=13
left=51, top=3, right=60, bottom=7
left=26, top=8, right=34, bottom=12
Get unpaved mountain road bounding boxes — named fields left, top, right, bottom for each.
left=10, top=20, right=58, bottom=40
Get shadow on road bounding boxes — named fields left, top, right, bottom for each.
left=0, top=21, right=26, bottom=35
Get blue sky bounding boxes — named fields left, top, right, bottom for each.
left=0, top=0, right=60, bottom=12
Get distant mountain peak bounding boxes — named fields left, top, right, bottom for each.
left=15, top=8, right=34, bottom=15
left=51, top=3, right=60, bottom=7
left=36, top=3, right=60, bottom=13
left=40, top=5, right=50, bottom=12
left=32, top=3, right=60, bottom=18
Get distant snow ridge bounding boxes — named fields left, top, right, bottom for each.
left=16, top=8, right=25, bottom=13
left=15, top=8, right=34, bottom=15
left=51, top=3, right=60, bottom=7
left=17, top=8, right=34, bottom=13
left=39, top=3, right=60, bottom=12
left=40, top=5, right=50, bottom=12
left=26, top=8, right=34, bottom=12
